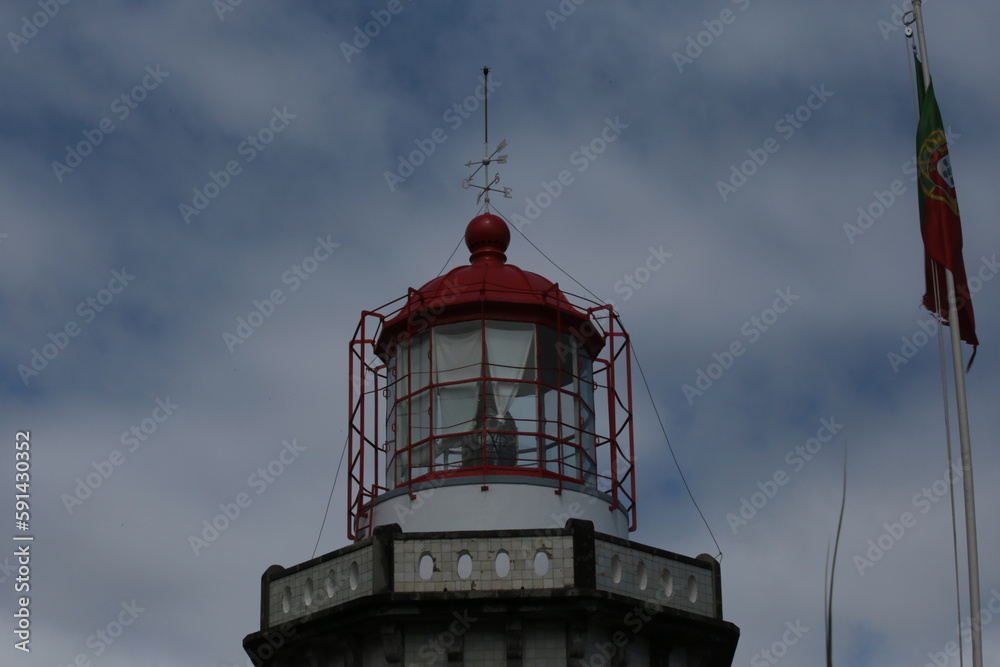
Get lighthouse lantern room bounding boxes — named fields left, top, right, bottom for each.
left=348, top=212, right=636, bottom=540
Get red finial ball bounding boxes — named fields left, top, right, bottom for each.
left=465, top=213, right=510, bottom=263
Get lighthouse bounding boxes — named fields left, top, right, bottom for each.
left=242, top=209, right=740, bottom=666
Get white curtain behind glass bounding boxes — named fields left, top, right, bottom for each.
left=433, top=322, right=482, bottom=435
left=485, top=322, right=535, bottom=416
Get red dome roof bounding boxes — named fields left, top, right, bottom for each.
left=376, top=214, right=601, bottom=358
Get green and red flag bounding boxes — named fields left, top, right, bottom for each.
left=915, top=57, right=978, bottom=364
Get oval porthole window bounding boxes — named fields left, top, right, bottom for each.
left=533, top=550, right=550, bottom=577
left=418, top=552, right=434, bottom=580
left=661, top=569, right=673, bottom=598
left=349, top=561, right=359, bottom=591
left=457, top=552, right=473, bottom=579
left=611, top=555, right=622, bottom=584
left=303, top=578, right=314, bottom=607
left=495, top=550, right=510, bottom=578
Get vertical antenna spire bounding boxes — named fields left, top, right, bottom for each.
left=483, top=65, right=489, bottom=147
left=462, top=67, right=511, bottom=212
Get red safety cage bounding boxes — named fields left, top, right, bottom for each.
left=347, top=289, right=635, bottom=541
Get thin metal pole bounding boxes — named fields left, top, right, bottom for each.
left=483, top=66, right=490, bottom=146
left=483, top=67, right=490, bottom=210
left=912, top=4, right=983, bottom=667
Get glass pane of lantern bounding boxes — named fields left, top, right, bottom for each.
left=542, top=388, right=559, bottom=437
left=386, top=400, right=396, bottom=483
left=433, top=381, right=479, bottom=471
left=485, top=320, right=535, bottom=411
left=560, top=390, right=581, bottom=478
left=434, top=381, right=478, bottom=435
left=541, top=389, right=561, bottom=474
left=579, top=402, right=596, bottom=484
left=560, top=332, right=579, bottom=389
left=482, top=409, right=517, bottom=466
left=430, top=322, right=482, bottom=470
left=507, top=385, right=539, bottom=467
left=396, top=396, right=408, bottom=449
left=538, top=326, right=577, bottom=390
left=578, top=349, right=594, bottom=411
left=396, top=332, right=429, bottom=396
left=384, top=355, right=396, bottom=450
left=537, top=326, right=559, bottom=389
left=432, top=321, right=482, bottom=384
left=409, top=390, right=430, bottom=478
left=391, top=333, right=429, bottom=484
left=578, top=349, right=596, bottom=485
left=409, top=333, right=431, bottom=394
left=542, top=440, right=561, bottom=475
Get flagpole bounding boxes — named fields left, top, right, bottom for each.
left=911, top=4, right=983, bottom=667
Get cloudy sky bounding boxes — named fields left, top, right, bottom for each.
left=2, top=0, right=998, bottom=665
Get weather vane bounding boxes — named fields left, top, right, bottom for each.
left=462, top=66, right=511, bottom=212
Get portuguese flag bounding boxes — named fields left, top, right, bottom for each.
left=915, top=57, right=978, bottom=363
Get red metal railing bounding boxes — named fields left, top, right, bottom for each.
left=347, top=292, right=636, bottom=540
